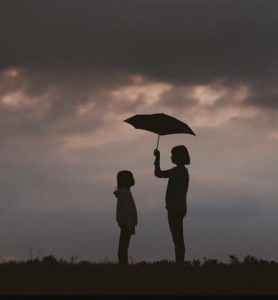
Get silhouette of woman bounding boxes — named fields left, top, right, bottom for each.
left=154, top=145, right=190, bottom=264
left=113, top=171, right=138, bottom=265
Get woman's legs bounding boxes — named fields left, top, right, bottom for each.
left=167, top=212, right=185, bottom=263
left=118, top=227, right=132, bottom=265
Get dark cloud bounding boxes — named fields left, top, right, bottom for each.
left=1, top=0, right=278, bottom=97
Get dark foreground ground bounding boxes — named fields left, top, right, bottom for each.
left=0, top=255, right=277, bottom=295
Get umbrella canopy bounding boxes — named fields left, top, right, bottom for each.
left=124, top=113, right=196, bottom=148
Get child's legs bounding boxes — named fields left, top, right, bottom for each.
left=118, top=227, right=132, bottom=264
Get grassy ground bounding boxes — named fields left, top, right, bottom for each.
left=0, top=255, right=277, bottom=295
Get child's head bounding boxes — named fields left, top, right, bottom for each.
left=171, top=145, right=190, bottom=165
left=117, top=170, right=135, bottom=188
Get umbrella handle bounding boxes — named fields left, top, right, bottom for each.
left=156, top=135, right=160, bottom=149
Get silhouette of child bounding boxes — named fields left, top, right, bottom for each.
left=113, top=170, right=138, bottom=265
left=154, top=145, right=190, bottom=263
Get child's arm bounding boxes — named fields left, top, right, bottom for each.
left=124, top=205, right=135, bottom=230
left=116, top=196, right=125, bottom=226
left=154, top=149, right=173, bottom=178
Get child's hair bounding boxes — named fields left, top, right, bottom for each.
left=117, top=170, right=135, bottom=188
left=171, top=145, right=190, bottom=165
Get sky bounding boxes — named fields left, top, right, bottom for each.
left=0, top=0, right=278, bottom=262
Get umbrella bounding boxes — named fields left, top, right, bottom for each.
left=124, top=113, right=196, bottom=149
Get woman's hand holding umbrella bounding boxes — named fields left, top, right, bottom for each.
left=154, top=149, right=160, bottom=158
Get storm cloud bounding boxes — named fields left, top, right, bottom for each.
left=1, top=1, right=278, bottom=87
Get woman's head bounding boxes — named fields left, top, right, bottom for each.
left=171, top=145, right=190, bottom=165
left=117, top=170, right=135, bottom=188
